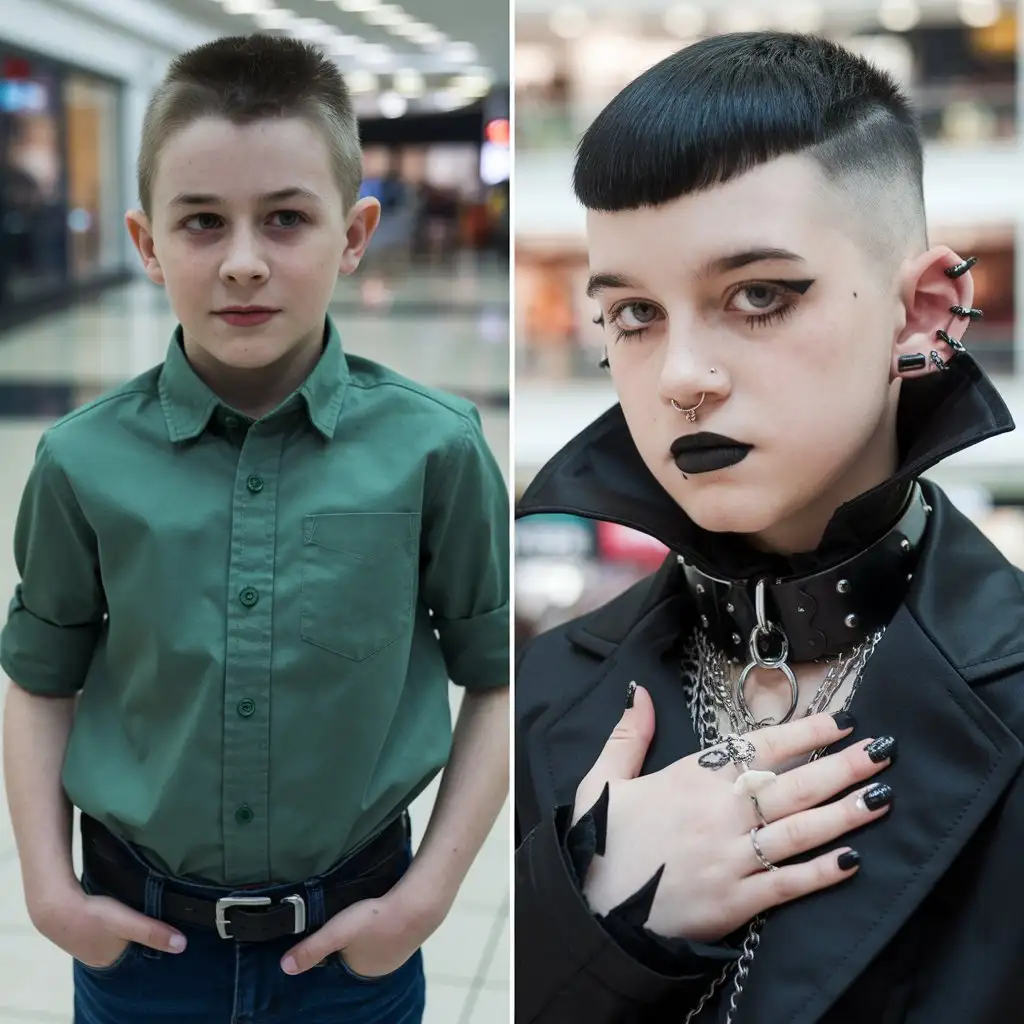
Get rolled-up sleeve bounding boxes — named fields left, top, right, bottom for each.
left=0, top=432, right=105, bottom=695
left=420, top=408, right=509, bottom=691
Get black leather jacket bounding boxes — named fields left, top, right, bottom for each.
left=515, top=354, right=1024, bottom=1023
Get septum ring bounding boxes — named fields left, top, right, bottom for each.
left=671, top=393, right=705, bottom=423
left=750, top=827, right=778, bottom=872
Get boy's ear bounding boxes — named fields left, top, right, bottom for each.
left=126, top=210, right=166, bottom=286
left=339, top=197, right=381, bottom=276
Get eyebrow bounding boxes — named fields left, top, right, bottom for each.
left=585, top=248, right=808, bottom=298
left=168, top=187, right=322, bottom=208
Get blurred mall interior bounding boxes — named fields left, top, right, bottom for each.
left=514, top=0, right=1024, bottom=646
left=0, top=1, right=509, bottom=1022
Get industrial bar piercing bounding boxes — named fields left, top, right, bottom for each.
left=944, top=256, right=977, bottom=279
left=930, top=351, right=950, bottom=372
left=897, top=353, right=928, bottom=373
left=950, top=305, right=983, bottom=321
left=936, top=329, right=966, bottom=354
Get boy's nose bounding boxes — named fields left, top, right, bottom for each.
left=220, top=237, right=270, bottom=283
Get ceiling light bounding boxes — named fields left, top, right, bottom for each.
left=346, top=69, right=379, bottom=94
left=548, top=6, right=589, bottom=39
left=328, top=34, right=361, bottom=55
left=776, top=1, right=824, bottom=33
left=336, top=0, right=380, bottom=11
left=394, top=68, right=425, bottom=98
left=378, top=91, right=408, bottom=118
left=664, top=3, right=706, bottom=38
left=877, top=0, right=920, bottom=32
left=453, top=72, right=491, bottom=99
left=253, top=8, right=297, bottom=29
left=445, top=42, right=478, bottom=64
left=360, top=43, right=395, bottom=67
left=364, top=5, right=410, bottom=27
left=957, top=0, right=1001, bottom=28
left=433, top=89, right=469, bottom=112
left=223, top=0, right=272, bottom=14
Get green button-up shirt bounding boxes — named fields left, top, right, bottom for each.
left=0, top=319, right=509, bottom=885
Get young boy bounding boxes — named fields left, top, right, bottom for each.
left=515, top=31, right=1023, bottom=1024
left=1, top=35, right=508, bottom=1023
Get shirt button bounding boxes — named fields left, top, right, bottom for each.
left=246, top=475, right=264, bottom=494
left=237, top=698, right=255, bottom=718
left=240, top=587, right=258, bottom=607
left=225, top=416, right=239, bottom=430
left=235, top=804, right=254, bottom=825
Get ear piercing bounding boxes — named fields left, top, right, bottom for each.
left=944, top=256, right=977, bottom=279
left=950, top=305, right=983, bottom=321
left=897, top=353, right=927, bottom=373
left=936, top=329, right=965, bottom=354
left=930, top=351, right=950, bottom=372
left=671, top=394, right=705, bottom=422
left=598, top=352, right=609, bottom=369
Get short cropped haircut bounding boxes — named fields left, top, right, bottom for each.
left=138, top=34, right=362, bottom=215
left=574, top=32, right=927, bottom=252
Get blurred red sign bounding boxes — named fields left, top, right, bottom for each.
left=485, top=118, right=510, bottom=146
left=596, top=522, right=669, bottom=568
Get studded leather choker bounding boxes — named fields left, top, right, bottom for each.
left=681, top=481, right=930, bottom=663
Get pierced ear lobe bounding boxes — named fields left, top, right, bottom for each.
left=897, top=353, right=928, bottom=374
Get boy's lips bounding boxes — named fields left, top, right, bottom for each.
left=214, top=307, right=280, bottom=327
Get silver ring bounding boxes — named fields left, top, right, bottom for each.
left=750, top=794, right=769, bottom=827
left=750, top=827, right=778, bottom=872
left=697, top=734, right=757, bottom=771
left=737, top=658, right=799, bottom=725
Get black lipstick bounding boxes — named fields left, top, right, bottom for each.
left=670, top=432, right=752, bottom=475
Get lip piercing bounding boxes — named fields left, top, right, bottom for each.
left=950, top=305, right=983, bottom=321
left=944, top=256, right=977, bottom=279
left=897, top=353, right=927, bottom=373
left=671, top=394, right=705, bottom=422
left=936, top=329, right=965, bottom=354
left=930, top=351, right=950, bottom=372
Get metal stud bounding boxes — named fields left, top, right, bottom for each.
left=845, top=613, right=859, bottom=628
left=725, top=602, right=735, bottom=614
left=677, top=555, right=686, bottom=566
left=696, top=583, right=705, bottom=594
left=836, top=579, right=850, bottom=594
left=797, top=606, right=805, bottom=614
left=900, top=538, right=911, bottom=552
left=907, top=573, right=913, bottom=583
left=700, top=615, right=709, bottom=629
left=732, top=632, right=742, bottom=646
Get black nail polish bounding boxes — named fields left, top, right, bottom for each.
left=862, top=783, right=893, bottom=811
left=929, top=351, right=949, bottom=372
left=837, top=850, right=860, bottom=871
left=950, top=305, right=983, bottom=321
left=936, top=329, right=966, bottom=354
left=625, top=681, right=636, bottom=709
left=944, top=256, right=977, bottom=278
left=897, top=353, right=927, bottom=373
left=832, top=710, right=856, bottom=731
left=865, top=736, right=897, bottom=764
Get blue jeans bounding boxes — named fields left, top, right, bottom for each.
left=74, top=830, right=426, bottom=1024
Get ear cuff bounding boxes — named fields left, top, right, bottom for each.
left=944, top=256, right=977, bottom=278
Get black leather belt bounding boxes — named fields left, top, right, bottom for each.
left=81, top=812, right=409, bottom=943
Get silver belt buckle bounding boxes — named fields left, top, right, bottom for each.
left=214, top=894, right=306, bottom=940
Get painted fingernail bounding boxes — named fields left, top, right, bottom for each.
left=865, top=736, right=897, bottom=764
left=625, top=681, right=636, bottom=709
left=897, top=353, right=927, bottom=373
left=944, top=256, right=977, bottom=278
left=936, top=329, right=966, bottom=354
left=950, top=304, right=983, bottom=320
left=858, top=783, right=893, bottom=812
left=838, top=850, right=861, bottom=871
left=832, top=711, right=856, bottom=731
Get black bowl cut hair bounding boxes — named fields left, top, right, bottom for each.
left=573, top=32, right=924, bottom=215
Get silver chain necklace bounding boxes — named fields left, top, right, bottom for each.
left=680, top=624, right=884, bottom=1024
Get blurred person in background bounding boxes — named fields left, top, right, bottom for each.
left=1, top=34, right=509, bottom=1024
left=515, top=32, right=1024, bottom=1024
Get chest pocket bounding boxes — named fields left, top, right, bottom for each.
left=301, top=512, right=419, bottom=662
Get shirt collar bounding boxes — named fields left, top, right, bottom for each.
left=158, top=317, right=350, bottom=442
left=517, top=353, right=1014, bottom=582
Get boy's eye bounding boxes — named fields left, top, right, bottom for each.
left=184, top=213, right=223, bottom=231
left=270, top=210, right=305, bottom=228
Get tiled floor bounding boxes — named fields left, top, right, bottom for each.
left=0, top=261, right=510, bottom=1023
